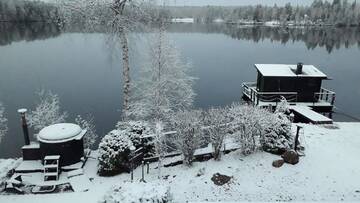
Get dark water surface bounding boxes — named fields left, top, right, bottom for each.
left=1, top=23, right=360, bottom=158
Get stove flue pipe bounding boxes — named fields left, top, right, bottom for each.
left=18, top=108, right=30, bottom=145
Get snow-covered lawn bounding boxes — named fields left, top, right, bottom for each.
left=1, top=122, right=360, bottom=202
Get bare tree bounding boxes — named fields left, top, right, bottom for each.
left=0, top=102, right=8, bottom=144
left=170, top=110, right=203, bottom=166
left=203, top=107, right=230, bottom=161
left=28, top=89, right=68, bottom=133
left=75, top=114, right=98, bottom=150
left=128, top=25, right=195, bottom=122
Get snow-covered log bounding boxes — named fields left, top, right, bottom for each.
left=101, top=182, right=172, bottom=203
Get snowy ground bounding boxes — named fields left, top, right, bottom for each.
left=1, top=122, right=360, bottom=202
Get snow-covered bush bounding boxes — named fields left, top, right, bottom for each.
left=203, top=107, right=230, bottom=160
left=98, top=130, right=134, bottom=176
left=116, top=120, right=152, bottom=148
left=28, top=89, right=68, bottom=133
left=275, top=96, right=291, bottom=114
left=0, top=103, right=8, bottom=144
left=261, top=112, right=293, bottom=154
left=170, top=109, right=203, bottom=166
left=152, top=121, right=167, bottom=178
left=101, top=182, right=172, bottom=203
left=228, top=103, right=272, bottom=155
left=75, top=114, right=98, bottom=150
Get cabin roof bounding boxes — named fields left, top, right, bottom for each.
left=254, top=64, right=327, bottom=78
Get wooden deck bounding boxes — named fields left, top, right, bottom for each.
left=242, top=82, right=335, bottom=112
left=290, top=106, right=333, bottom=124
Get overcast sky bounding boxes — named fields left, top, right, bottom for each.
left=157, top=0, right=323, bottom=6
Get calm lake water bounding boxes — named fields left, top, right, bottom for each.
left=1, top=23, right=360, bottom=158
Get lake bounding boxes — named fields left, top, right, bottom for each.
left=1, top=23, right=360, bottom=158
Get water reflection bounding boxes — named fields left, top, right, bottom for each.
left=0, top=23, right=61, bottom=46
left=1, top=23, right=360, bottom=54
left=167, top=24, right=360, bottom=53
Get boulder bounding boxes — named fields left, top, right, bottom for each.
left=282, top=150, right=299, bottom=165
left=272, top=159, right=285, bottom=168
left=211, top=173, right=232, bottom=186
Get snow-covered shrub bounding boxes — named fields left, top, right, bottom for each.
left=275, top=96, right=291, bottom=114
left=228, top=103, right=272, bottom=155
left=0, top=103, right=8, bottom=144
left=75, top=114, right=98, bottom=150
left=152, top=121, right=167, bottom=178
left=170, top=109, right=203, bottom=166
left=101, top=182, right=172, bottom=203
left=261, top=112, right=293, bottom=154
left=116, top=120, right=152, bottom=148
left=28, top=89, right=68, bottom=133
left=98, top=130, right=134, bottom=176
left=203, top=107, right=230, bottom=160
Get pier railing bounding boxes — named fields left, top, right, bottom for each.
left=314, top=87, right=336, bottom=106
left=242, top=82, right=298, bottom=105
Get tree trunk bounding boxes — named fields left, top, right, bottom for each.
left=120, top=28, right=131, bottom=119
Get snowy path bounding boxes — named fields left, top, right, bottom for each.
left=1, top=122, right=360, bottom=202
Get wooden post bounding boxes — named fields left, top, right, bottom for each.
left=146, top=162, right=150, bottom=174
left=294, top=125, right=302, bottom=151
left=140, top=161, right=145, bottom=182
left=18, top=109, right=30, bottom=146
left=331, top=94, right=336, bottom=106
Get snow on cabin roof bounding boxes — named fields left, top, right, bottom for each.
left=38, top=123, right=85, bottom=143
left=255, top=64, right=328, bottom=78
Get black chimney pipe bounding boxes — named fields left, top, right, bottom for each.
left=18, top=108, right=30, bottom=145
left=296, top=62, right=303, bottom=75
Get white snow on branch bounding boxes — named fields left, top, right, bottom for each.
left=27, top=89, right=68, bottom=133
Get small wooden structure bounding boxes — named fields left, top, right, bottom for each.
left=242, top=63, right=336, bottom=123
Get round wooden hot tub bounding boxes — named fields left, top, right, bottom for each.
left=38, top=123, right=87, bottom=166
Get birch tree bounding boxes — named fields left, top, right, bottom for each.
left=128, top=25, right=195, bottom=122
left=28, top=89, right=68, bottom=133
left=0, top=103, right=8, bottom=144
left=58, top=0, right=153, bottom=119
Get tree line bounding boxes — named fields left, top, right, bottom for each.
left=0, top=0, right=59, bottom=22
left=167, top=0, right=360, bottom=26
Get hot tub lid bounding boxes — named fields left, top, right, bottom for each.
left=38, top=123, right=84, bottom=143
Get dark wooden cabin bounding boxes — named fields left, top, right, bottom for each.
left=255, top=63, right=328, bottom=102
left=242, top=63, right=336, bottom=114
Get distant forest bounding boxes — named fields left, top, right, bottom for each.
left=0, top=0, right=359, bottom=27
left=167, top=0, right=360, bottom=26
left=0, top=0, right=59, bottom=22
